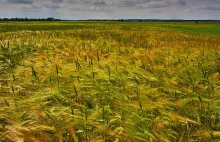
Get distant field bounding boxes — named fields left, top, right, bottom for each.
left=1, top=21, right=220, bottom=34
left=0, top=22, right=220, bottom=142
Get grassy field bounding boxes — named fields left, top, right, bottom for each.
left=0, top=21, right=220, bottom=142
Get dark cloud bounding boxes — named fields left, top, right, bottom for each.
left=7, top=0, right=33, bottom=4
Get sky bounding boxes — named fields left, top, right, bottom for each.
left=0, top=0, right=219, bottom=20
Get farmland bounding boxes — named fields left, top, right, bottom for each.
left=0, top=21, right=220, bottom=141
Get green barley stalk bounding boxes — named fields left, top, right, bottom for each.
left=56, top=65, right=59, bottom=76
left=73, top=85, right=78, bottom=101
left=107, top=66, right=110, bottom=77
left=4, top=98, right=9, bottom=107
left=75, top=58, right=81, bottom=70
left=187, top=70, right=194, bottom=92
left=97, top=50, right=100, bottom=61
left=56, top=65, right=60, bottom=86
left=71, top=106, right=74, bottom=115
left=75, top=60, right=78, bottom=70
left=50, top=76, right=52, bottom=84
left=77, top=76, right=80, bottom=83
left=92, top=66, right=95, bottom=78
left=85, top=108, right=89, bottom=142
left=135, top=90, right=142, bottom=109
left=11, top=85, right=14, bottom=93
left=32, top=67, right=37, bottom=79
left=90, top=57, right=93, bottom=66
left=13, top=74, right=16, bottom=81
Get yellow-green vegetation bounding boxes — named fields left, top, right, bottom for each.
left=0, top=21, right=220, bottom=142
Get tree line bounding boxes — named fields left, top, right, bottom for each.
left=0, top=17, right=61, bottom=21
left=0, top=18, right=219, bottom=22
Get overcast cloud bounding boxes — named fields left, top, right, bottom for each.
left=0, top=0, right=219, bottom=19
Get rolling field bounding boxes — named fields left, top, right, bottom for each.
left=0, top=21, right=220, bottom=142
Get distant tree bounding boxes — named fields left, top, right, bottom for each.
left=47, top=17, right=54, bottom=21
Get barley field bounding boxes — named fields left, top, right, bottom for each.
left=0, top=21, right=220, bottom=142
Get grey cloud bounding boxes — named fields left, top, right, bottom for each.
left=7, top=0, right=33, bottom=4
left=92, top=1, right=106, bottom=5
left=35, top=0, right=65, bottom=10
left=118, top=0, right=151, bottom=7
left=73, top=6, right=114, bottom=13
left=51, top=0, right=64, bottom=3
left=45, top=3, right=62, bottom=10
left=138, top=0, right=172, bottom=9
left=65, top=0, right=150, bottom=7
left=1, top=0, right=219, bottom=20
left=18, top=0, right=65, bottom=11
left=177, top=0, right=187, bottom=6
left=84, top=0, right=107, bottom=6
left=138, top=0, right=188, bottom=9
left=31, top=5, right=43, bottom=10
left=122, top=1, right=138, bottom=7
left=149, top=3, right=171, bottom=8
left=200, top=5, right=220, bottom=11
left=66, top=0, right=107, bottom=6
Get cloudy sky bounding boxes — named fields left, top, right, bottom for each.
left=0, top=0, right=219, bottom=20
